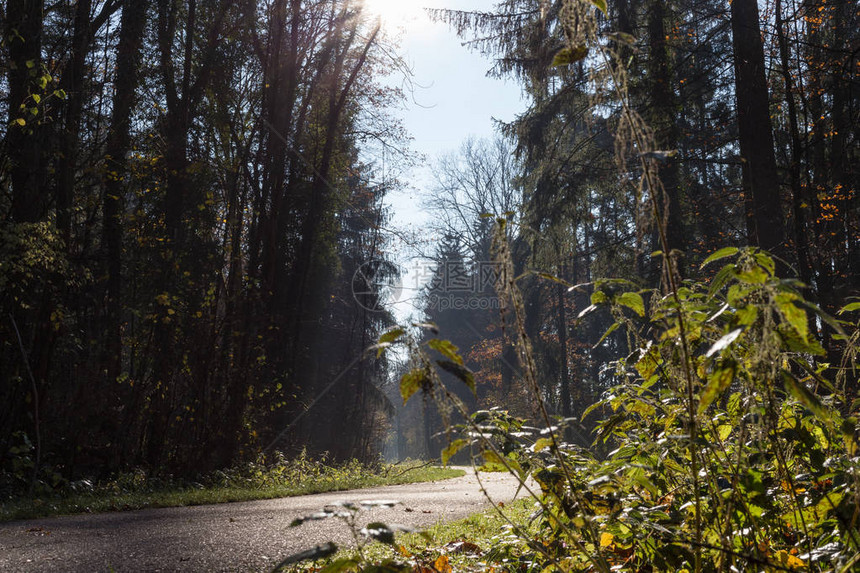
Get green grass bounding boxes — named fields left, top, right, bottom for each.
left=0, top=459, right=464, bottom=523
left=289, top=496, right=537, bottom=572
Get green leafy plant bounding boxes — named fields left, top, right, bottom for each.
left=362, top=238, right=859, bottom=573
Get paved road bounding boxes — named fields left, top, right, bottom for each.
left=0, top=469, right=526, bottom=572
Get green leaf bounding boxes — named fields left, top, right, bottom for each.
left=428, top=338, right=463, bottom=365
left=591, top=290, right=608, bottom=304
left=737, top=266, right=768, bottom=284
left=552, top=46, right=588, bottom=66
left=594, top=322, right=620, bottom=348
left=716, top=424, right=733, bottom=441
left=735, top=305, right=758, bottom=326
left=698, top=362, right=735, bottom=416
left=369, top=342, right=391, bottom=357
left=581, top=400, right=603, bottom=421
left=627, top=466, right=658, bottom=498
left=441, top=439, right=468, bottom=465
left=379, top=327, right=405, bottom=345
left=595, top=413, right=625, bottom=443
left=482, top=449, right=506, bottom=466
left=635, top=342, right=661, bottom=379
left=31, top=94, right=40, bottom=104
left=616, top=292, right=645, bottom=317
left=701, top=247, right=738, bottom=269
left=533, top=437, right=554, bottom=452
left=795, top=298, right=846, bottom=338
left=753, top=251, right=776, bottom=276
left=842, top=417, right=857, bottom=455
left=839, top=302, right=860, bottom=314
left=589, top=0, right=607, bottom=13
left=435, top=360, right=476, bottom=394
left=781, top=370, right=830, bottom=422
left=778, top=324, right=825, bottom=355
left=533, top=271, right=573, bottom=287
left=727, top=284, right=752, bottom=306
left=708, top=263, right=736, bottom=297
left=776, top=293, right=808, bottom=343
left=400, top=368, right=429, bottom=404
left=375, top=328, right=405, bottom=356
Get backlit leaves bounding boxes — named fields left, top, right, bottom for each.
left=698, top=361, right=735, bottom=416
left=616, top=291, right=645, bottom=317
left=400, top=368, right=430, bottom=404
left=701, top=247, right=738, bottom=268
left=428, top=338, right=463, bottom=365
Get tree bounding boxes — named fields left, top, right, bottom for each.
left=730, top=0, right=787, bottom=256
left=0, top=0, right=410, bottom=484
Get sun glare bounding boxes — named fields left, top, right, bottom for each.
left=360, top=0, right=421, bottom=27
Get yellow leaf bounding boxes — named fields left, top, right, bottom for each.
left=15, top=118, right=26, bottom=126
left=774, top=549, right=806, bottom=569
left=434, top=554, right=452, bottom=573
left=533, top=437, right=554, bottom=452
left=599, top=532, right=614, bottom=548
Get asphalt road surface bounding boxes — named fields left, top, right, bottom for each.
left=0, top=469, right=526, bottom=572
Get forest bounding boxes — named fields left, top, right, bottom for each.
left=1, top=0, right=859, bottom=566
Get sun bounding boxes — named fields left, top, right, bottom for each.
left=360, top=0, right=421, bottom=26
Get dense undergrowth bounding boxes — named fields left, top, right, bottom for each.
left=283, top=246, right=859, bottom=573
left=0, top=454, right=463, bottom=522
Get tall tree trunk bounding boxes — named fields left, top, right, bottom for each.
left=102, top=0, right=149, bottom=394
left=6, top=0, right=48, bottom=223
left=55, top=0, right=93, bottom=246
left=730, top=0, right=787, bottom=258
left=647, top=0, right=685, bottom=264
left=775, top=0, right=813, bottom=288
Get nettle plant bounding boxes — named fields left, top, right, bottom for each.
left=550, top=247, right=860, bottom=572
left=381, top=243, right=860, bottom=573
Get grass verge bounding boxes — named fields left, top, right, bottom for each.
left=0, top=459, right=464, bottom=523
left=289, top=496, right=537, bottom=572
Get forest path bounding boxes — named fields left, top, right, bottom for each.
left=0, top=468, right=526, bottom=572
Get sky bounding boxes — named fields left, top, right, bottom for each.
left=359, top=0, right=527, bottom=320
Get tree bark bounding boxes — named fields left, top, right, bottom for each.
left=730, top=0, right=787, bottom=258
left=103, top=0, right=149, bottom=388
left=647, top=0, right=685, bottom=262
left=775, top=0, right=813, bottom=289
left=6, top=0, right=48, bottom=223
